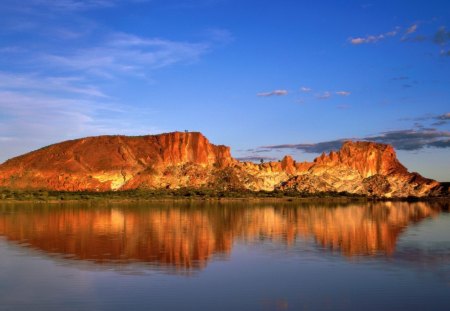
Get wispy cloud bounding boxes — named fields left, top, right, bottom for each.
left=261, top=128, right=450, bottom=153
left=436, top=112, right=450, bottom=120
left=335, top=91, right=351, bottom=96
left=257, top=89, right=288, bottom=97
left=401, top=23, right=423, bottom=41
left=204, top=28, right=234, bottom=45
left=316, top=91, right=331, bottom=99
left=42, top=33, right=209, bottom=78
left=405, top=24, right=418, bottom=35
left=432, top=112, right=450, bottom=126
left=349, top=24, right=422, bottom=45
left=300, top=86, right=312, bottom=92
left=0, top=2, right=221, bottom=80
left=25, top=0, right=124, bottom=11
left=350, top=23, right=450, bottom=57
left=349, top=27, right=399, bottom=45
left=367, top=129, right=450, bottom=150
left=298, top=88, right=350, bottom=101
left=0, top=72, right=107, bottom=97
left=401, top=112, right=450, bottom=127
left=349, top=37, right=379, bottom=45
left=0, top=91, right=116, bottom=134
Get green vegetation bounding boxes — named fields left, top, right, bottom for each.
left=0, top=187, right=446, bottom=202
left=0, top=187, right=370, bottom=202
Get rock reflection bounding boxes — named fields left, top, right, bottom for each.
left=0, top=201, right=442, bottom=269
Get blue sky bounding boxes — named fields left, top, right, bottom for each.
left=0, top=0, right=449, bottom=180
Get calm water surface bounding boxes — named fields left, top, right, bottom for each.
left=0, top=200, right=449, bottom=310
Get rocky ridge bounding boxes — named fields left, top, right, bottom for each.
left=0, top=132, right=443, bottom=197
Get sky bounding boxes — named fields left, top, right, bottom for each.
left=0, top=0, right=449, bottom=181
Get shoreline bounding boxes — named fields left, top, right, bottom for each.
left=1, top=190, right=449, bottom=205
left=1, top=186, right=448, bottom=205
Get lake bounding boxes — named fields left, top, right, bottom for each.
left=0, top=200, right=449, bottom=310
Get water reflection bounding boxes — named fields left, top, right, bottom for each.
left=0, top=201, right=444, bottom=269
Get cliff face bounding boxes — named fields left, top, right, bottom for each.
left=313, top=141, right=407, bottom=178
left=274, top=141, right=440, bottom=197
left=0, top=132, right=443, bottom=197
left=0, top=132, right=233, bottom=191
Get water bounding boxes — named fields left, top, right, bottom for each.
left=0, top=200, right=449, bottom=310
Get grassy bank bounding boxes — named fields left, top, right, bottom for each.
left=0, top=187, right=447, bottom=203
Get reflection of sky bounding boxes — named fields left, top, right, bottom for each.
left=400, top=212, right=450, bottom=243
left=394, top=212, right=450, bottom=273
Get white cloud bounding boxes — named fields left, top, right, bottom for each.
left=300, top=86, right=312, bottom=92
left=349, top=27, right=399, bottom=45
left=0, top=72, right=107, bottom=97
left=336, top=91, right=351, bottom=96
left=401, top=24, right=420, bottom=41
left=349, top=35, right=384, bottom=45
left=349, top=38, right=366, bottom=45
left=405, top=24, right=418, bottom=35
left=385, top=29, right=399, bottom=37
left=42, top=33, right=209, bottom=78
left=257, top=90, right=288, bottom=97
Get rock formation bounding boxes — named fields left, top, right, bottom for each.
left=0, top=132, right=233, bottom=191
left=0, top=132, right=444, bottom=197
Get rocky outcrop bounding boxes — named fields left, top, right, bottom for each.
left=0, top=132, right=444, bottom=197
left=274, top=141, right=441, bottom=197
left=0, top=132, right=233, bottom=191
left=313, top=141, right=407, bottom=177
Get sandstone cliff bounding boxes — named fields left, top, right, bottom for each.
left=0, top=132, right=443, bottom=197
left=274, top=141, right=441, bottom=197
left=0, top=132, right=233, bottom=191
